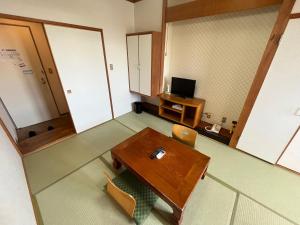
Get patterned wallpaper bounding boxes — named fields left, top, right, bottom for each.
left=164, top=6, right=279, bottom=129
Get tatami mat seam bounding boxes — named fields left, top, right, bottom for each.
left=33, top=156, right=104, bottom=195
left=207, top=174, right=299, bottom=225
left=114, top=119, right=139, bottom=133
left=34, top=147, right=117, bottom=195
left=229, top=192, right=240, bottom=225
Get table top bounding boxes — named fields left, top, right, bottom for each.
left=111, top=127, right=210, bottom=210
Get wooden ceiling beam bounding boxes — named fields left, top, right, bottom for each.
left=126, top=0, right=143, bottom=3
left=166, top=0, right=283, bottom=22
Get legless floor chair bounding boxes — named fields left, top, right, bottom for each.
left=172, top=124, right=198, bottom=147
left=104, top=170, right=158, bottom=225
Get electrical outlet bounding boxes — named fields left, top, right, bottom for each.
left=109, top=64, right=114, bottom=70
left=203, top=112, right=212, bottom=119
left=222, top=117, right=227, bottom=124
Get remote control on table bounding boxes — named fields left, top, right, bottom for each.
left=150, top=147, right=166, bottom=159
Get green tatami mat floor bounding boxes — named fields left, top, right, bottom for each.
left=25, top=112, right=300, bottom=225
left=24, top=120, right=134, bottom=194
left=36, top=158, right=237, bottom=225
left=233, top=195, right=294, bottom=225
left=116, top=112, right=300, bottom=225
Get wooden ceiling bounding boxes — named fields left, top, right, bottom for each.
left=126, top=0, right=142, bottom=3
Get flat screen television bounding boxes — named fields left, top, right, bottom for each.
left=171, top=77, right=196, bottom=98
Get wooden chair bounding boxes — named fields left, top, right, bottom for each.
left=104, top=170, right=158, bottom=224
left=104, top=172, right=136, bottom=218
left=172, top=124, right=197, bottom=147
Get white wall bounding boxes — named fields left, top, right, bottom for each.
left=0, top=123, right=36, bottom=225
left=0, top=25, right=60, bottom=128
left=134, top=0, right=163, bottom=32
left=164, top=6, right=279, bottom=128
left=0, top=0, right=139, bottom=118
left=292, top=0, right=300, bottom=13
left=134, top=0, right=163, bottom=105
left=0, top=18, right=70, bottom=115
left=0, top=101, right=17, bottom=142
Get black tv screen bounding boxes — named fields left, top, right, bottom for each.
left=171, top=77, right=196, bottom=98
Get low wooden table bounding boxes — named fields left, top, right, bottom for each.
left=111, top=128, right=210, bottom=224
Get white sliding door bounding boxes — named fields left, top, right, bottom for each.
left=278, top=128, right=300, bottom=173
left=127, top=35, right=139, bottom=93
left=139, top=34, right=152, bottom=96
left=44, top=25, right=112, bottom=133
left=237, top=19, right=300, bottom=163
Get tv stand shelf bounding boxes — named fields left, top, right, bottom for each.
left=159, top=94, right=205, bottom=128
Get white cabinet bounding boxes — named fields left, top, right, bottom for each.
left=237, top=19, right=300, bottom=163
left=127, top=32, right=161, bottom=96
left=278, top=128, right=300, bottom=173
left=292, top=0, right=300, bottom=13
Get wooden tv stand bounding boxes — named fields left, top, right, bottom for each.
left=159, top=94, right=205, bottom=128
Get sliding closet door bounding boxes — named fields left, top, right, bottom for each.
left=237, top=19, right=300, bottom=163
left=44, top=25, right=112, bottom=133
left=139, top=34, right=152, bottom=96
left=278, top=128, right=300, bottom=173
left=127, top=35, right=139, bottom=93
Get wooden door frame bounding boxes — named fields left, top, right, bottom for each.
left=0, top=13, right=115, bottom=128
left=161, top=0, right=295, bottom=148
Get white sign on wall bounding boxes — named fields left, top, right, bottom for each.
left=0, top=48, right=33, bottom=74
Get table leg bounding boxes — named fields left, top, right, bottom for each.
left=171, top=207, right=183, bottom=225
left=113, top=158, right=122, bottom=170
left=201, top=167, right=208, bottom=180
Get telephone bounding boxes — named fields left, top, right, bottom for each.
left=205, top=124, right=222, bottom=134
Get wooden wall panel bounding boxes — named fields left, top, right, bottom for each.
left=166, top=0, right=283, bottom=22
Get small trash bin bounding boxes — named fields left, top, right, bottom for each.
left=134, top=102, right=143, bottom=114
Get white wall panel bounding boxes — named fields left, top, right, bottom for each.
left=45, top=25, right=112, bottom=133
left=0, top=125, right=36, bottom=225
left=238, top=19, right=300, bottom=163
left=292, top=0, right=300, bottom=13
left=0, top=100, right=17, bottom=142
left=134, top=0, right=163, bottom=32
left=278, top=128, right=300, bottom=173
